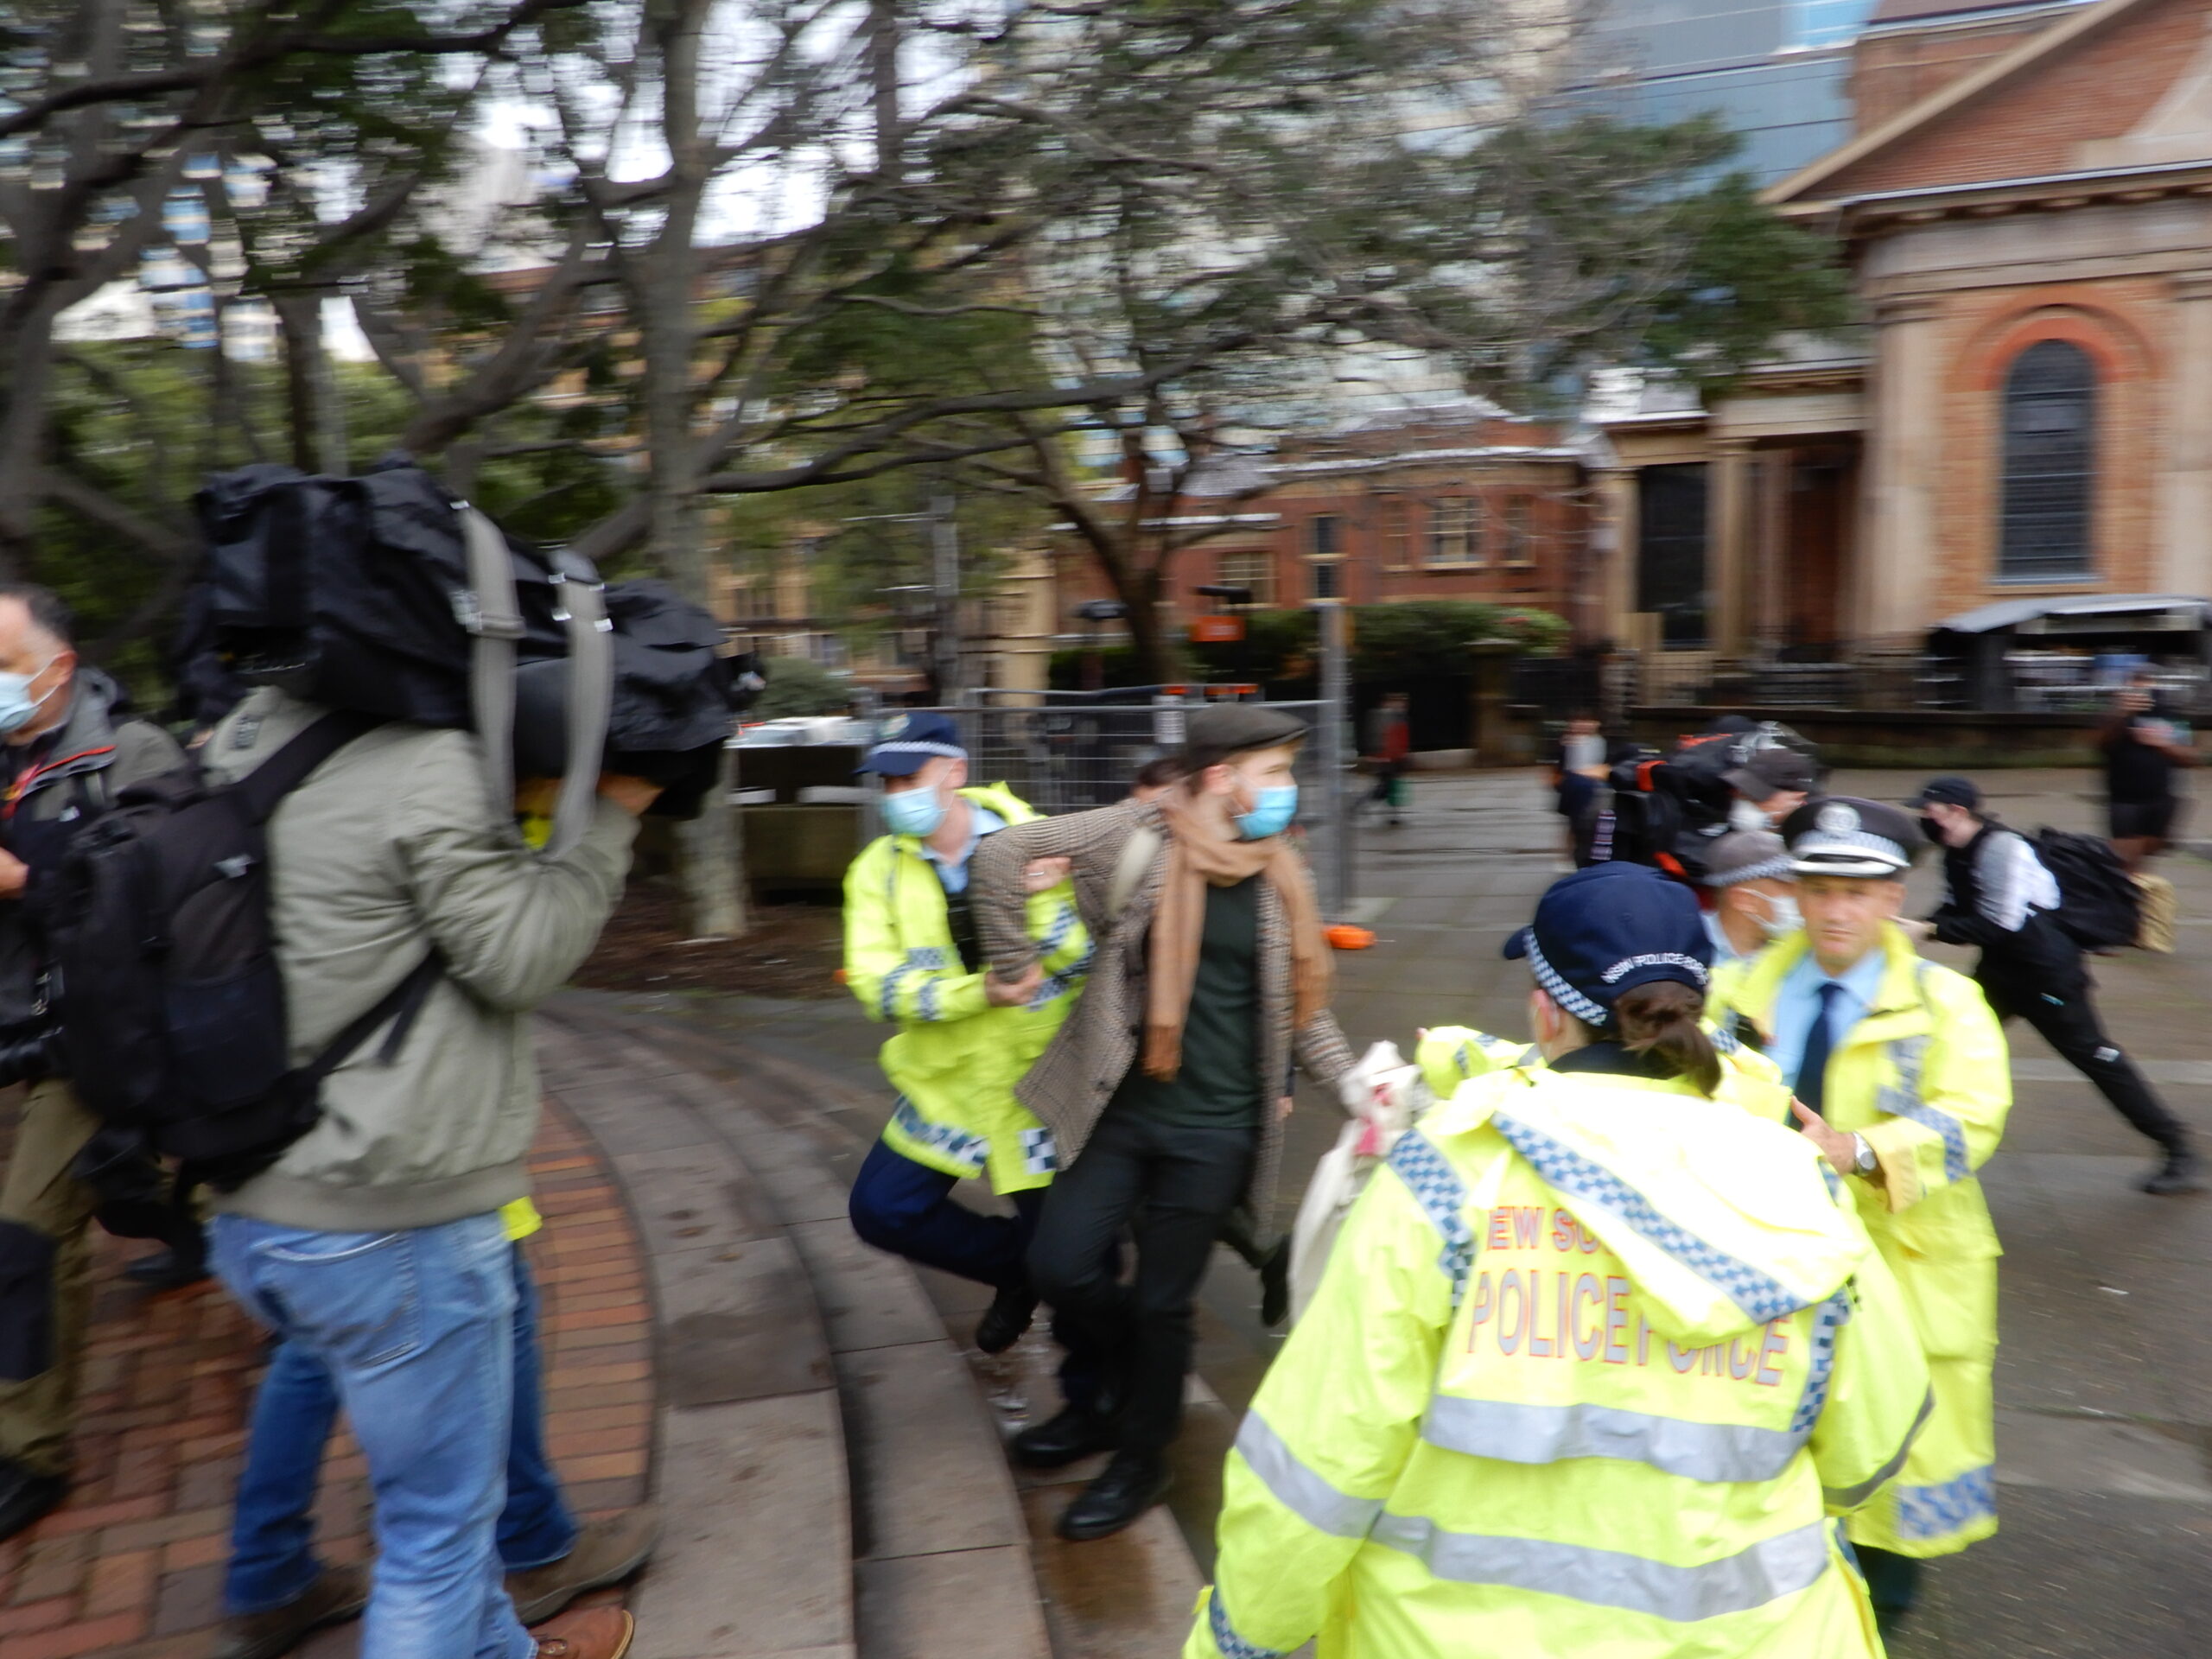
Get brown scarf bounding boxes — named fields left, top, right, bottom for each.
left=1144, top=791, right=1332, bottom=1081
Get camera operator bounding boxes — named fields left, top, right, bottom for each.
left=0, top=586, right=185, bottom=1541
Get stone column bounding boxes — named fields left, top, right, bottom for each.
left=1857, top=295, right=1942, bottom=644
left=1591, top=467, right=1637, bottom=646
left=2162, top=272, right=2212, bottom=594
left=1707, top=438, right=1752, bottom=657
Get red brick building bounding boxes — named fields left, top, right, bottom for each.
left=1592, top=0, right=2212, bottom=665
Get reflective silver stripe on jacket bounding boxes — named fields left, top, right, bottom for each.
left=1368, top=1511, right=1832, bottom=1623
left=1824, top=1388, right=1935, bottom=1510
left=1878, top=1027, right=1970, bottom=1184
left=1236, top=1411, right=1385, bottom=1539
left=1421, top=1395, right=1808, bottom=1484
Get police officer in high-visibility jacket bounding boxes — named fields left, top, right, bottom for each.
left=1716, top=797, right=2011, bottom=1631
left=842, top=714, right=1093, bottom=1353
left=1189, top=863, right=1932, bottom=1659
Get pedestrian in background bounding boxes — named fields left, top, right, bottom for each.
left=1910, top=776, right=2200, bottom=1195
left=1189, top=864, right=1930, bottom=1659
left=1718, top=797, right=2012, bottom=1632
left=2100, top=669, right=2194, bottom=874
left=1548, top=709, right=1608, bottom=868
left=1360, top=691, right=1412, bottom=827
left=973, top=704, right=1357, bottom=1541
left=0, top=586, right=184, bottom=1541
left=201, top=681, right=657, bottom=1659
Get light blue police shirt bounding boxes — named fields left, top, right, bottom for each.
left=1769, top=944, right=1888, bottom=1095
left=918, top=804, right=1004, bottom=894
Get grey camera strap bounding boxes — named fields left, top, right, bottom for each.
left=458, top=505, right=613, bottom=858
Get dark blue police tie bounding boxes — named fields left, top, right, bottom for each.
left=1796, top=980, right=1842, bottom=1111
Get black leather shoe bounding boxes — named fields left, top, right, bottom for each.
left=974, top=1286, right=1037, bottom=1356
left=2140, top=1149, right=2204, bottom=1195
left=1056, top=1451, right=1171, bottom=1541
left=0, top=1459, right=67, bottom=1542
left=1258, top=1237, right=1289, bottom=1329
left=124, top=1246, right=211, bottom=1291
left=1011, top=1404, right=1116, bottom=1469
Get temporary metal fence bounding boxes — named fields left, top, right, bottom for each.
left=880, top=694, right=1356, bottom=916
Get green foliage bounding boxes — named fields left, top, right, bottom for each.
left=751, top=655, right=855, bottom=719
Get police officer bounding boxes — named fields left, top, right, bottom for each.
left=1191, top=863, right=1931, bottom=1659
left=1910, top=775, right=2200, bottom=1196
left=1717, top=797, right=2012, bottom=1630
left=842, top=713, right=1094, bottom=1350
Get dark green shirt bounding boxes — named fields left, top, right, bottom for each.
left=1110, top=874, right=1263, bottom=1129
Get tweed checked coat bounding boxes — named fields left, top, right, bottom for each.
left=971, top=798, right=1356, bottom=1226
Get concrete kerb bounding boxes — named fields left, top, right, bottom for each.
left=540, top=1002, right=1052, bottom=1659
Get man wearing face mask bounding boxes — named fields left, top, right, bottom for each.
left=842, top=713, right=1095, bottom=1353
left=972, top=703, right=1357, bottom=1541
left=0, top=586, right=184, bottom=1539
left=1910, top=776, right=2199, bottom=1195
left=1722, top=747, right=1816, bottom=832
left=1699, top=829, right=1800, bottom=1000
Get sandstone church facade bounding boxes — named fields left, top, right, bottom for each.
left=1593, top=0, right=2212, bottom=659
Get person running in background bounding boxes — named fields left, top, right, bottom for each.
left=1360, top=692, right=1412, bottom=827
left=2100, top=670, right=2195, bottom=872
left=1549, top=710, right=1610, bottom=868
left=1910, top=775, right=2200, bottom=1196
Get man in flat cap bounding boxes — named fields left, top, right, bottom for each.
left=1724, top=746, right=1817, bottom=831
left=1713, top=797, right=2011, bottom=1631
left=971, top=703, right=1357, bottom=1541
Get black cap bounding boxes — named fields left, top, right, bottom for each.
left=1908, top=775, right=1981, bottom=812
left=1724, top=747, right=1817, bottom=802
left=1181, top=703, right=1309, bottom=759
left=1503, top=863, right=1712, bottom=1030
left=1780, top=796, right=1916, bottom=879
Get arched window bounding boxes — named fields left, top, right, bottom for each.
left=1999, top=339, right=2095, bottom=581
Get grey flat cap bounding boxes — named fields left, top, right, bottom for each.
left=1182, top=702, right=1310, bottom=757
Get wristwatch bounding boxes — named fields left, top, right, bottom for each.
left=1850, top=1133, right=1878, bottom=1176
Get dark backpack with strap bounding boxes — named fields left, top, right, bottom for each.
left=2030, top=826, right=2142, bottom=950
left=37, top=714, right=441, bottom=1191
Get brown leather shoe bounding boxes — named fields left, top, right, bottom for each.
left=531, top=1605, right=635, bottom=1659
left=211, top=1565, right=370, bottom=1659
left=505, top=1505, right=662, bottom=1624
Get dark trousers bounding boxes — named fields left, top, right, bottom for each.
left=1983, top=975, right=2189, bottom=1153
left=1027, top=1107, right=1254, bottom=1458
left=849, top=1139, right=1046, bottom=1291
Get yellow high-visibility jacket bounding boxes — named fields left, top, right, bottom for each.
left=842, top=784, right=1090, bottom=1194
left=1187, top=1061, right=1933, bottom=1659
left=1719, top=925, right=2011, bottom=1558
left=1417, top=1018, right=1790, bottom=1123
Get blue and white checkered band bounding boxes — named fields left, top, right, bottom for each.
left=1707, top=854, right=1795, bottom=887
left=1599, top=951, right=1709, bottom=989
left=1524, top=936, right=1610, bottom=1027
left=866, top=740, right=967, bottom=763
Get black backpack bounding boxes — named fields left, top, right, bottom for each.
left=38, top=714, right=442, bottom=1191
left=2030, top=827, right=2142, bottom=950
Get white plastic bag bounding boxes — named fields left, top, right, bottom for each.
left=1288, top=1040, right=1432, bottom=1325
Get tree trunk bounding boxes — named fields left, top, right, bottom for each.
left=276, top=292, right=346, bottom=474
left=1126, top=554, right=1186, bottom=685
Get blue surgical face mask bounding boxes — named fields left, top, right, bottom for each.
left=0, top=658, right=58, bottom=738
left=882, top=783, right=946, bottom=838
left=1235, top=783, right=1299, bottom=841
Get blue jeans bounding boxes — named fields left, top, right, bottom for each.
left=225, top=1244, right=579, bottom=1615
left=212, top=1211, right=535, bottom=1659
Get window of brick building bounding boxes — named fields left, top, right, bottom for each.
left=1999, top=339, right=2095, bottom=582
left=1381, top=498, right=1412, bottom=568
left=1217, top=549, right=1274, bottom=606
left=1503, top=495, right=1533, bottom=565
left=1312, top=559, right=1342, bottom=600
left=1309, top=514, right=1340, bottom=557
left=1427, top=497, right=1481, bottom=565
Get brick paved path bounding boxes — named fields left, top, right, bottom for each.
left=0, top=1103, right=653, bottom=1659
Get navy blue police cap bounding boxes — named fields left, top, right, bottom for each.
left=856, top=710, right=968, bottom=778
left=1503, top=862, right=1713, bottom=1030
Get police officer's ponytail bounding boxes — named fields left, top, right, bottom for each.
left=1612, top=982, right=1721, bottom=1097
